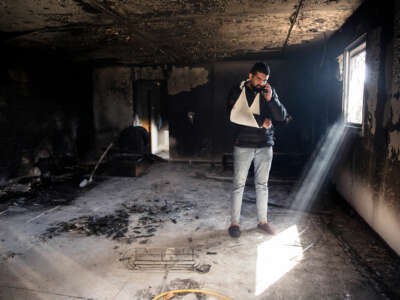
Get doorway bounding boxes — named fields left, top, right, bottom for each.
left=133, top=80, right=169, bottom=159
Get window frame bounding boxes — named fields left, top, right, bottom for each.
left=342, top=34, right=367, bottom=128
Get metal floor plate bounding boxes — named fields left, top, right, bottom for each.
left=122, top=248, right=195, bottom=271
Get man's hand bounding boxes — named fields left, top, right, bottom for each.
left=262, top=118, right=272, bottom=129
left=262, top=83, right=272, bottom=102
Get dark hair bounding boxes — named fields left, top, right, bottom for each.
left=250, top=62, right=270, bottom=76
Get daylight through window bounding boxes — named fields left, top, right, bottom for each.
left=343, top=38, right=366, bottom=125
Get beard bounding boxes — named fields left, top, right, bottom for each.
left=254, top=84, right=264, bottom=91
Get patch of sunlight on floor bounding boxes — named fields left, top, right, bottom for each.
left=255, top=225, right=303, bottom=296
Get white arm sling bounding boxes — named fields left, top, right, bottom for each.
left=230, top=81, right=261, bottom=128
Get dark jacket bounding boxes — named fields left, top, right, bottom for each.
left=226, top=81, right=287, bottom=148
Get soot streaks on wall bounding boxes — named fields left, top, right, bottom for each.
left=321, top=0, right=400, bottom=254
left=93, top=66, right=133, bottom=150
left=388, top=2, right=400, bottom=161
left=167, top=66, right=209, bottom=96
left=167, top=65, right=213, bottom=159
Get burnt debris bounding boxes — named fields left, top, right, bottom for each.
left=43, top=210, right=130, bottom=241
left=41, top=191, right=197, bottom=243
left=0, top=166, right=98, bottom=212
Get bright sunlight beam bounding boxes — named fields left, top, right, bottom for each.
left=255, top=225, right=303, bottom=296
left=290, top=120, right=348, bottom=214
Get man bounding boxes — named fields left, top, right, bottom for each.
left=226, top=62, right=287, bottom=238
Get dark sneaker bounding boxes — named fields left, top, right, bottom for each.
left=257, top=223, right=276, bottom=235
left=228, top=225, right=241, bottom=238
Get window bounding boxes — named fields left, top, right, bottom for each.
left=342, top=35, right=366, bottom=125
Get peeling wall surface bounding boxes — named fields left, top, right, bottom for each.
left=167, top=66, right=209, bottom=95
left=325, top=0, right=400, bottom=254
left=389, top=3, right=400, bottom=161
left=133, top=66, right=165, bottom=81
left=389, top=131, right=400, bottom=160
left=93, top=67, right=133, bottom=149
left=364, top=28, right=381, bottom=136
left=167, top=65, right=213, bottom=159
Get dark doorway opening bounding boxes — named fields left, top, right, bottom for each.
left=133, top=80, right=169, bottom=159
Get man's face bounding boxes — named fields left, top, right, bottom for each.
left=249, top=72, right=269, bottom=90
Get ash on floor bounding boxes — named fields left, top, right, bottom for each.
left=0, top=162, right=399, bottom=300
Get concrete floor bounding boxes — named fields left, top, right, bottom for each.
left=0, top=162, right=399, bottom=300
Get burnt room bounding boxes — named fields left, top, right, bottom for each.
left=0, top=0, right=400, bottom=299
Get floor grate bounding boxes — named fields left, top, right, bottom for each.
left=121, top=248, right=195, bottom=271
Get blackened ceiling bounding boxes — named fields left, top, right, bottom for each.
left=0, top=0, right=363, bottom=64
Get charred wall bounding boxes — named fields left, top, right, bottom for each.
left=91, top=52, right=328, bottom=161
left=92, top=66, right=133, bottom=150
left=167, top=65, right=213, bottom=159
left=315, top=0, right=400, bottom=254
left=166, top=58, right=321, bottom=160
left=89, top=44, right=368, bottom=163
left=0, top=50, right=93, bottom=180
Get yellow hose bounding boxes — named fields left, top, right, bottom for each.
left=152, top=289, right=232, bottom=300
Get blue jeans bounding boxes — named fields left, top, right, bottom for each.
left=231, top=146, right=273, bottom=224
